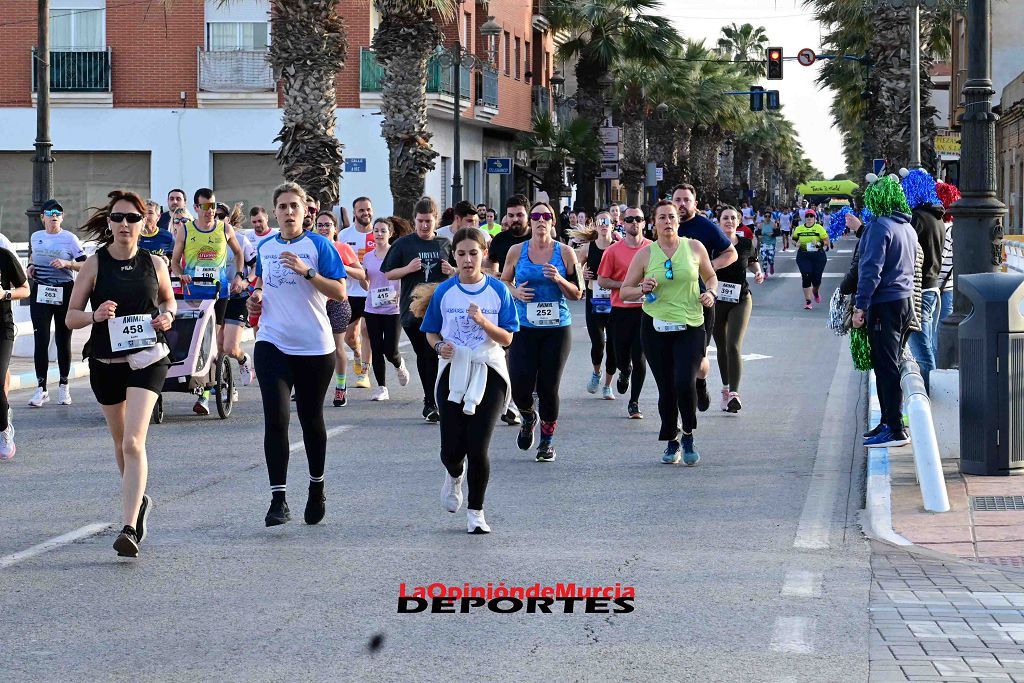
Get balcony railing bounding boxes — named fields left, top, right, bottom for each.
left=480, top=67, right=498, bottom=107
left=360, top=48, right=469, bottom=99
left=532, top=85, right=551, bottom=117
left=198, top=49, right=275, bottom=92
left=31, top=48, right=111, bottom=93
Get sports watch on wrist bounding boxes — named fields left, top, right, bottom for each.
left=304, top=268, right=316, bottom=280
left=2, top=291, right=11, bottom=301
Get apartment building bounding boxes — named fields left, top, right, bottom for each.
left=0, top=0, right=554, bottom=237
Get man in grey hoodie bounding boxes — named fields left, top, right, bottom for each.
left=854, top=204, right=917, bottom=448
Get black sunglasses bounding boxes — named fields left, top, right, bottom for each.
left=530, top=212, right=553, bottom=221
left=109, top=212, right=144, bottom=224
left=623, top=216, right=644, bottom=223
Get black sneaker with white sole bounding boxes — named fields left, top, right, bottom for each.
left=628, top=400, right=643, bottom=419
left=135, top=494, right=152, bottom=543
left=517, top=411, right=537, bottom=450
left=535, top=441, right=556, bottom=462
left=500, top=408, right=521, bottom=426
left=113, top=526, right=139, bottom=557
left=863, top=423, right=884, bottom=439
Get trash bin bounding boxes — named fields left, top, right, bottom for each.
left=958, top=272, right=1024, bottom=475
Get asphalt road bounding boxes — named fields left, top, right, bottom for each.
left=0, top=241, right=871, bottom=682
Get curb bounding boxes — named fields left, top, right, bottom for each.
left=863, top=371, right=912, bottom=546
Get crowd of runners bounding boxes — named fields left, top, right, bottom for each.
left=0, top=182, right=854, bottom=554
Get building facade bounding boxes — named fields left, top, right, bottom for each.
left=0, top=0, right=554, bottom=238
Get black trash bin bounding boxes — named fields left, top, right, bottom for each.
left=958, top=272, right=1024, bottom=475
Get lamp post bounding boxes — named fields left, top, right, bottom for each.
left=27, top=0, right=53, bottom=239
left=936, top=0, right=1006, bottom=368
left=435, top=13, right=502, bottom=206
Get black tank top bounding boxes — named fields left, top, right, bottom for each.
left=585, top=240, right=608, bottom=300
left=87, top=247, right=164, bottom=358
left=715, top=235, right=755, bottom=299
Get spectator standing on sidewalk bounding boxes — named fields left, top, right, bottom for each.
left=854, top=175, right=916, bottom=448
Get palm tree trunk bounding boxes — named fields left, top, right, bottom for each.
left=750, top=152, right=765, bottom=202
left=690, top=126, right=722, bottom=204
left=573, top=60, right=608, bottom=213
left=268, top=0, right=347, bottom=207
left=372, top=14, right=442, bottom=219
left=620, top=116, right=646, bottom=206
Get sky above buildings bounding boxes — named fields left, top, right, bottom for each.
left=664, top=0, right=845, bottom=179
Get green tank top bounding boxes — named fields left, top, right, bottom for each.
left=641, top=239, right=704, bottom=326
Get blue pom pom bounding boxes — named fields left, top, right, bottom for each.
left=861, top=207, right=875, bottom=225
left=828, top=206, right=852, bottom=241
left=901, top=168, right=940, bottom=209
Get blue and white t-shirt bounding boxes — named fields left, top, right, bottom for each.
left=255, top=231, right=346, bottom=355
left=30, top=230, right=85, bottom=285
left=420, top=275, right=519, bottom=350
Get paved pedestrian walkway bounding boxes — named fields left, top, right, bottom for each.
left=870, top=541, right=1024, bottom=681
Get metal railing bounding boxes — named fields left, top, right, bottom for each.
left=31, top=48, right=111, bottom=92
left=361, top=48, right=466, bottom=96
left=480, top=67, right=499, bottom=107
left=1003, top=238, right=1024, bottom=273
left=197, top=49, right=275, bottom=92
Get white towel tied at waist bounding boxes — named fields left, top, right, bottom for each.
left=437, top=339, right=511, bottom=415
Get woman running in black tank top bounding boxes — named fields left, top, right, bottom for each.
left=67, top=190, right=176, bottom=559
left=574, top=214, right=616, bottom=398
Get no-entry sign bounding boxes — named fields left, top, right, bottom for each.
left=797, top=48, right=816, bottom=66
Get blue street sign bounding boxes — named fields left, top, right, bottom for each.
left=873, top=158, right=885, bottom=176
left=486, top=157, right=512, bottom=175
left=345, top=158, right=367, bottom=173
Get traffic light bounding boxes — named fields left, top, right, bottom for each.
left=766, top=90, right=780, bottom=110
left=767, top=47, right=783, bottom=80
left=750, top=85, right=764, bottom=112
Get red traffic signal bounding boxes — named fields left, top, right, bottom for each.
left=767, top=47, right=783, bottom=80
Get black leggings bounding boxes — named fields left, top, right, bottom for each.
left=403, top=322, right=438, bottom=405
left=364, top=312, right=402, bottom=387
left=30, top=282, right=74, bottom=388
left=508, top=325, right=572, bottom=422
left=611, top=306, right=646, bottom=402
left=640, top=314, right=705, bottom=439
left=0, top=338, right=12, bottom=430
left=712, top=295, right=752, bottom=392
left=584, top=302, right=616, bottom=374
left=796, top=250, right=827, bottom=289
left=254, top=341, right=334, bottom=492
left=437, top=366, right=506, bottom=510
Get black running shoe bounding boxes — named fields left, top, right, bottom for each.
left=113, top=526, right=139, bottom=557
left=422, top=399, right=434, bottom=419
left=863, top=423, right=884, bottom=439
left=265, top=498, right=291, bottom=527
left=616, top=371, right=630, bottom=395
left=696, top=378, right=710, bottom=412
left=304, top=488, right=326, bottom=525
left=136, top=494, right=152, bottom=543
left=628, top=400, right=643, bottom=419
left=500, top=408, right=521, bottom=426
left=425, top=407, right=440, bottom=423
left=517, top=412, right=537, bottom=451
left=536, top=441, right=556, bottom=462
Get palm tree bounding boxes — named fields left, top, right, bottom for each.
left=372, top=0, right=458, bottom=218
left=547, top=0, right=681, bottom=212
left=516, top=113, right=600, bottom=204
left=611, top=61, right=663, bottom=205
left=264, top=0, right=347, bottom=206
left=716, top=22, right=770, bottom=77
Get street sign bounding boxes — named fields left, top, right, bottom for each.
left=599, top=162, right=619, bottom=180
left=797, top=48, right=816, bottom=66
left=344, top=158, right=367, bottom=173
left=598, top=127, right=619, bottom=145
left=486, top=157, right=512, bottom=175
left=601, top=145, right=618, bottom=163
left=873, top=158, right=885, bottom=176
left=936, top=134, right=961, bottom=155
left=656, top=167, right=664, bottom=182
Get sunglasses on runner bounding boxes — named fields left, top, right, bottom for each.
left=173, top=217, right=189, bottom=224
left=664, top=259, right=674, bottom=280
left=108, top=212, right=144, bottom=224
left=530, top=212, right=553, bottom=221
left=196, top=202, right=216, bottom=211
left=42, top=209, right=63, bottom=217
left=623, top=216, right=644, bottom=223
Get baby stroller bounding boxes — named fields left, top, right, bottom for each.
left=151, top=276, right=235, bottom=423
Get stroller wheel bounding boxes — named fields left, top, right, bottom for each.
left=215, top=355, right=234, bottom=419
left=152, top=396, right=164, bottom=424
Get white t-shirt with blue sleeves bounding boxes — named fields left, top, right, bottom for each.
left=255, top=230, right=346, bottom=355
left=420, top=275, right=519, bottom=349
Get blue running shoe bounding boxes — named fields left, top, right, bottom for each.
left=662, top=440, right=681, bottom=464
left=586, top=372, right=600, bottom=394
left=681, top=434, right=700, bottom=466
left=864, top=426, right=910, bottom=448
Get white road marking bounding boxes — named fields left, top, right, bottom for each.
left=0, top=523, right=113, bottom=569
left=781, top=570, right=823, bottom=598
left=767, top=273, right=844, bottom=278
left=706, top=346, right=773, bottom=362
left=289, top=425, right=351, bottom=453
left=770, top=617, right=815, bottom=653
left=793, top=350, right=856, bottom=550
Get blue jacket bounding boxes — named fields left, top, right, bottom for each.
left=856, top=212, right=915, bottom=310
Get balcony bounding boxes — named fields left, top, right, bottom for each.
left=31, top=48, right=112, bottom=106
left=473, top=66, right=499, bottom=122
left=532, top=85, right=551, bottom=117
left=359, top=48, right=471, bottom=116
left=197, top=49, right=277, bottom=108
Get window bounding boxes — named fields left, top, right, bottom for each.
left=49, top=7, right=104, bottom=50
left=514, top=37, right=521, bottom=80
left=463, top=11, right=472, bottom=49
left=207, top=22, right=269, bottom=51
left=525, top=40, right=531, bottom=78
left=503, top=32, right=510, bottom=76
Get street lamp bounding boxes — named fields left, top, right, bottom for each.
left=436, top=12, right=502, bottom=205
left=27, top=0, right=53, bottom=239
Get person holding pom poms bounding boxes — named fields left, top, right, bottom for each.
left=855, top=174, right=916, bottom=448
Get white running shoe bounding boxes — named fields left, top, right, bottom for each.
left=231, top=387, right=240, bottom=404
left=239, top=354, right=254, bottom=386
left=442, top=462, right=465, bottom=513
left=467, top=509, right=491, bottom=534
left=58, top=384, right=71, bottom=405
left=396, top=357, right=410, bottom=386
left=193, top=396, right=210, bottom=416
left=28, top=388, right=49, bottom=408
left=0, top=425, right=15, bottom=460
left=370, top=386, right=390, bottom=401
